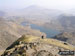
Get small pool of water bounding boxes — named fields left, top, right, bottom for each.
left=21, top=22, right=60, bottom=38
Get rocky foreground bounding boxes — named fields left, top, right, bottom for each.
left=1, top=35, right=75, bottom=56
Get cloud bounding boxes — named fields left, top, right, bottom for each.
left=0, top=0, right=75, bottom=10
left=35, top=0, right=75, bottom=10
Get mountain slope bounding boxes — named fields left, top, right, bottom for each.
left=7, top=5, right=62, bottom=22
left=53, top=32, right=75, bottom=45
left=58, top=14, right=75, bottom=32
left=42, top=14, right=75, bottom=32
left=0, top=17, right=46, bottom=50
left=1, top=35, right=75, bottom=56
left=0, top=11, right=6, bottom=16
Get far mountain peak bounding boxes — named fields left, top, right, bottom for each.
left=24, top=5, right=46, bottom=10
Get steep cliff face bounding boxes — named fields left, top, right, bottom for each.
left=1, top=35, right=75, bottom=56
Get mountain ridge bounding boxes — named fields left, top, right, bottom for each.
left=0, top=17, right=46, bottom=50
left=1, top=35, right=75, bottom=56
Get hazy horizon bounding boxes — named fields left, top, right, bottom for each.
left=0, top=0, right=75, bottom=11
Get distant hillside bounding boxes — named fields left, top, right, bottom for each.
left=0, top=17, right=46, bottom=50
left=3, top=6, right=75, bottom=32
left=53, top=32, right=75, bottom=45
left=20, top=5, right=62, bottom=17
left=42, top=14, right=75, bottom=32
left=0, top=11, right=5, bottom=16
left=58, top=14, right=75, bottom=32
left=7, top=5, right=62, bottom=22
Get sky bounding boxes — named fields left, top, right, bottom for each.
left=0, top=0, right=75, bottom=10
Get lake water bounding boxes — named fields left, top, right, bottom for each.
left=21, top=22, right=60, bottom=38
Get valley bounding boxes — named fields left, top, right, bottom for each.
left=0, top=5, right=75, bottom=56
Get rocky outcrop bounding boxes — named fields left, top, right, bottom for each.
left=1, top=35, right=75, bottom=56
